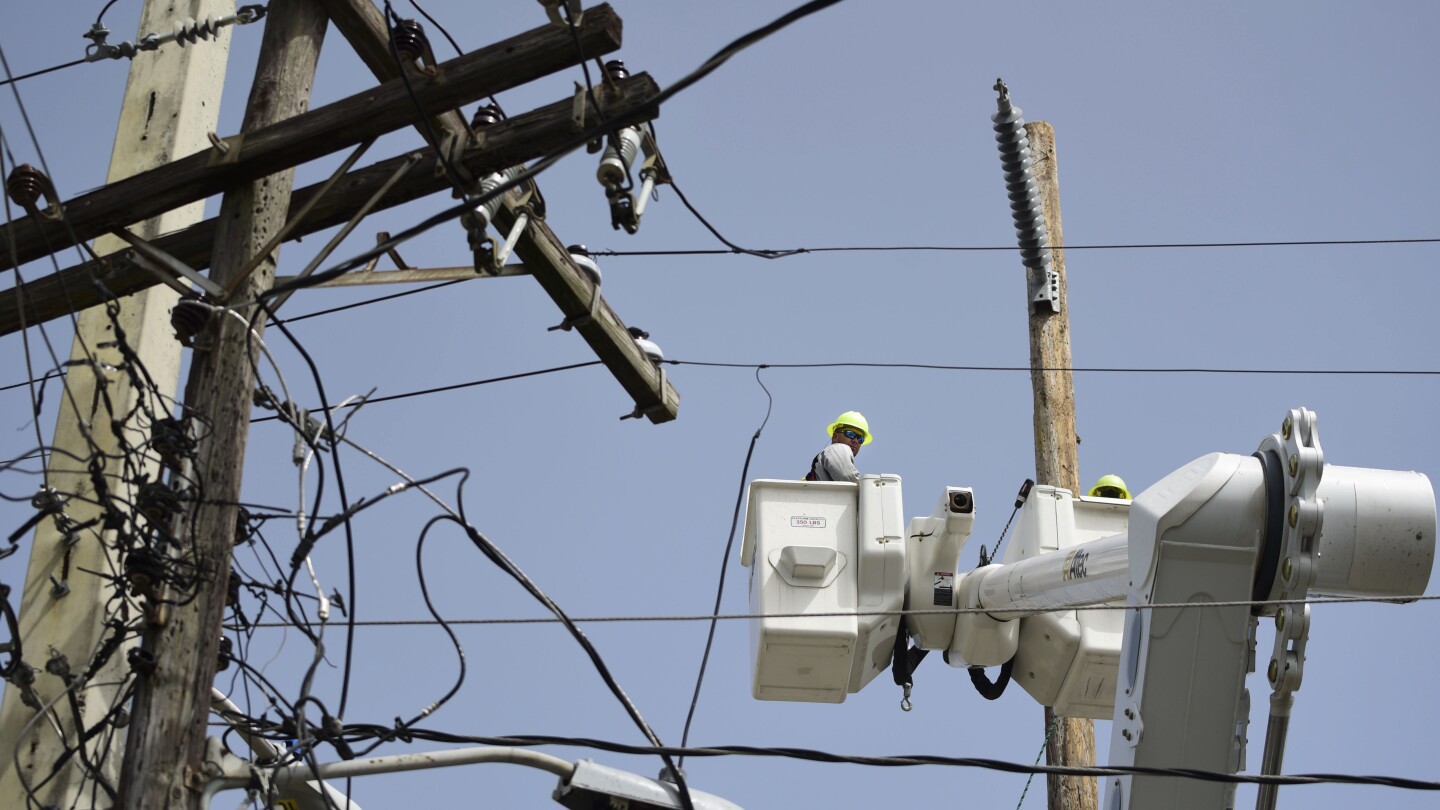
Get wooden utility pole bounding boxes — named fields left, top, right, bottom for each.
left=1022, top=121, right=1098, bottom=810
left=0, top=1, right=232, bottom=807
left=116, top=1, right=326, bottom=806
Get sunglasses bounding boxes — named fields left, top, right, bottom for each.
left=1094, top=487, right=1125, bottom=498
left=839, top=429, right=865, bottom=442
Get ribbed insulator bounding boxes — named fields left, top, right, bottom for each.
left=471, top=103, right=502, bottom=129
left=471, top=170, right=510, bottom=231
left=992, top=84, right=1050, bottom=272
left=597, top=126, right=642, bottom=189
left=604, top=59, right=630, bottom=81
left=170, top=298, right=214, bottom=345
left=393, top=19, right=429, bottom=64
left=5, top=164, right=47, bottom=210
left=173, top=16, right=222, bottom=46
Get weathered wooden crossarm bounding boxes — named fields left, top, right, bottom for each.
left=0, top=3, right=623, bottom=273
left=0, top=73, right=659, bottom=336
left=319, top=0, right=679, bottom=424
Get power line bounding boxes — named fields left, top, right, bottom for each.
left=7, top=355, right=1435, bottom=412
left=669, top=360, right=1440, bottom=376
left=247, top=360, right=603, bottom=424
left=0, top=58, right=87, bottom=89
left=590, top=237, right=1440, bottom=258
left=233, top=593, right=1440, bottom=629
left=276, top=278, right=467, bottom=324
left=336, top=730, right=1440, bottom=792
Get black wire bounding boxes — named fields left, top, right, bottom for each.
left=669, top=177, right=805, bottom=259
left=95, top=0, right=122, bottom=24
left=560, top=2, right=606, bottom=128
left=678, top=366, right=771, bottom=765
left=407, top=0, right=462, bottom=57
left=447, top=474, right=694, bottom=809
left=226, top=234, right=1437, bottom=332
left=0, top=145, right=54, bottom=476
left=323, top=729, right=1440, bottom=792
left=403, top=0, right=504, bottom=114
left=249, top=360, right=604, bottom=424
left=590, top=237, right=1440, bottom=257
left=260, top=307, right=362, bottom=718
left=0, top=58, right=88, bottom=89
left=273, top=278, right=468, bottom=325
left=383, top=1, right=471, bottom=198
left=404, top=513, right=469, bottom=725
left=668, top=360, right=1440, bottom=376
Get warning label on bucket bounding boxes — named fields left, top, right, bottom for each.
left=933, top=572, right=955, bottom=606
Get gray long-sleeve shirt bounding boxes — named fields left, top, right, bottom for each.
left=810, top=442, right=860, bottom=483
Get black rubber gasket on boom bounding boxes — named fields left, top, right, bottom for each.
left=1250, top=449, right=1285, bottom=605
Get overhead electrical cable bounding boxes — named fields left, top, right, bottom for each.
left=248, top=361, right=603, bottom=424
left=283, top=730, right=1440, bottom=793
left=590, top=236, right=1440, bottom=257
left=233, top=592, right=1440, bottom=629
left=678, top=367, right=772, bottom=766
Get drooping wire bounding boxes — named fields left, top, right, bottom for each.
left=678, top=366, right=773, bottom=765
left=404, top=0, right=504, bottom=115
left=450, top=475, right=696, bottom=810
left=230, top=593, right=1440, bottom=631
left=260, top=306, right=362, bottom=718
left=667, top=172, right=805, bottom=259
left=95, top=0, right=123, bottom=24
left=287, top=729, right=1440, bottom=793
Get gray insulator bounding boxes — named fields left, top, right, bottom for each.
left=173, top=16, right=223, bottom=46
left=597, top=126, right=643, bottom=189
left=568, top=250, right=602, bottom=286
left=634, top=336, right=664, bottom=364
left=992, top=92, right=1051, bottom=272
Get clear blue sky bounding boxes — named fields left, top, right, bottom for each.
left=2, top=1, right=1437, bottom=807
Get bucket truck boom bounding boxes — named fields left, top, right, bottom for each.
left=740, top=409, right=1435, bottom=809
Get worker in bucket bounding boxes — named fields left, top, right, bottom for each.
left=804, top=411, right=871, bottom=483
left=1088, top=474, right=1131, bottom=500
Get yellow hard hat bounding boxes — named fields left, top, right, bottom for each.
left=1088, top=474, right=1130, bottom=499
left=826, top=411, right=872, bottom=444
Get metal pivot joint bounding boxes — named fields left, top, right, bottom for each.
left=992, top=79, right=1059, bottom=315
left=1253, top=407, right=1324, bottom=810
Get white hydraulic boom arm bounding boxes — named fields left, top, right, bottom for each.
left=740, top=408, right=1435, bottom=810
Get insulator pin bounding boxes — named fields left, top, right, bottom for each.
left=604, top=59, right=630, bottom=81
left=393, top=19, right=430, bottom=65
left=170, top=298, right=215, bottom=346
left=6, top=164, right=57, bottom=214
left=471, top=103, right=503, bottom=129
